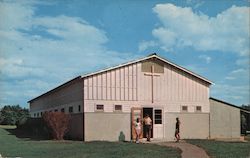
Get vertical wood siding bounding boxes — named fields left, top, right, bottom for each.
left=84, top=63, right=139, bottom=101
left=84, top=60, right=210, bottom=113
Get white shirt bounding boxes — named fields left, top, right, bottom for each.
left=135, top=122, right=141, bottom=130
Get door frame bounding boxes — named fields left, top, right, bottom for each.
left=131, top=107, right=143, bottom=140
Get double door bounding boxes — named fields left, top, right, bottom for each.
left=131, top=107, right=163, bottom=140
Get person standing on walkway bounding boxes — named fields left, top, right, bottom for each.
left=134, top=118, right=141, bottom=143
left=175, top=117, right=181, bottom=142
left=143, top=114, right=152, bottom=142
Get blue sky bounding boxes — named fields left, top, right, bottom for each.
left=0, top=0, right=249, bottom=108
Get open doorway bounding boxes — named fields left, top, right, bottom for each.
left=143, top=108, right=153, bottom=138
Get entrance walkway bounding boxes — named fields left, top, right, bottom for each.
left=156, top=141, right=210, bottom=158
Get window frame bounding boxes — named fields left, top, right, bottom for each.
left=61, top=108, right=65, bottom=113
left=196, top=106, right=202, bottom=112
left=154, top=109, right=162, bottom=124
left=69, top=106, right=73, bottom=113
left=78, top=105, right=81, bottom=112
left=181, top=106, right=188, bottom=112
left=114, top=105, right=122, bottom=112
left=95, top=104, right=104, bottom=112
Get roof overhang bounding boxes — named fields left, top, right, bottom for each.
left=81, top=53, right=213, bottom=85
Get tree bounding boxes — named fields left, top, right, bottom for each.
left=241, top=104, right=250, bottom=111
left=42, top=112, right=70, bottom=140
left=0, top=105, right=29, bottom=125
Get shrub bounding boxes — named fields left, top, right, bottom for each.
left=42, top=112, right=70, bottom=140
left=0, top=105, right=29, bottom=125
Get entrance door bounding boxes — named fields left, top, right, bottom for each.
left=153, top=109, right=163, bottom=138
left=131, top=107, right=143, bottom=140
left=143, top=108, right=153, bottom=138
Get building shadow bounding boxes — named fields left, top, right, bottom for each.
left=5, top=118, right=51, bottom=141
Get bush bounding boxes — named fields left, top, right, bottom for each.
left=42, top=112, right=70, bottom=140
left=0, top=105, right=29, bottom=125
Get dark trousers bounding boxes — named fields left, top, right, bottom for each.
left=145, top=125, right=151, bottom=141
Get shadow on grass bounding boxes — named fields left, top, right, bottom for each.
left=4, top=118, right=52, bottom=141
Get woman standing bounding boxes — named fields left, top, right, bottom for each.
left=134, top=118, right=141, bottom=143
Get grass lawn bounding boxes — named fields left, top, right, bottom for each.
left=0, top=126, right=180, bottom=158
left=187, top=139, right=250, bottom=158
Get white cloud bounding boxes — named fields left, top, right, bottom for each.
left=151, top=4, right=250, bottom=56
left=225, top=68, right=250, bottom=81
left=211, top=84, right=250, bottom=105
left=138, top=41, right=158, bottom=52
left=236, top=58, right=250, bottom=66
left=198, top=55, right=211, bottom=63
left=0, top=1, right=135, bottom=106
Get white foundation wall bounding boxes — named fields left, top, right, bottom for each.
left=164, top=113, right=209, bottom=141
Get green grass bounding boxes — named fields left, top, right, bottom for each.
left=187, top=139, right=250, bottom=158
left=0, top=126, right=180, bottom=158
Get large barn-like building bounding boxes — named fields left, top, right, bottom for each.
left=28, top=53, right=247, bottom=141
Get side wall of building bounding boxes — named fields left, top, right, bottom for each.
left=210, top=99, right=241, bottom=139
left=29, top=79, right=84, bottom=117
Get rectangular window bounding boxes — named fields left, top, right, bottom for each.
left=34, top=113, right=36, bottom=117
left=96, top=104, right=104, bottom=111
left=181, top=106, right=188, bottom=112
left=154, top=109, right=162, bottom=124
left=40, top=112, right=43, bottom=116
left=37, top=113, right=39, bottom=117
left=69, top=106, right=73, bottom=113
left=54, top=109, right=58, bottom=112
left=114, top=105, right=122, bottom=111
left=61, top=108, right=65, bottom=113
left=78, top=105, right=81, bottom=112
left=196, top=106, right=202, bottom=112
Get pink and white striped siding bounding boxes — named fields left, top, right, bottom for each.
left=84, top=61, right=210, bottom=113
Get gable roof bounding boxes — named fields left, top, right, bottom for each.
left=81, top=53, right=213, bottom=84
left=28, top=53, right=212, bottom=103
left=210, top=97, right=250, bottom=113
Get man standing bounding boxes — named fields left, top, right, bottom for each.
left=143, top=114, right=152, bottom=142
left=175, top=117, right=181, bottom=142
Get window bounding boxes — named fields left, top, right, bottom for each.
left=54, top=109, right=58, bottom=112
left=34, top=113, right=36, bottom=117
left=96, top=104, right=104, bottom=111
left=78, top=105, right=81, bottom=112
left=40, top=112, right=43, bottom=116
left=181, top=106, right=188, bottom=112
left=196, top=106, right=202, bottom=112
left=154, top=109, right=162, bottom=124
left=37, top=113, right=39, bottom=117
left=69, top=106, right=73, bottom=113
left=114, top=105, right=122, bottom=111
left=61, top=108, right=65, bottom=113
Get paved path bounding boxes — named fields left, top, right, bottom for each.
left=157, top=141, right=210, bottom=158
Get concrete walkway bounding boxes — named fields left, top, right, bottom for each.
left=157, top=141, right=210, bottom=158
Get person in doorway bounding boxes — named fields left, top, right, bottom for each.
left=175, top=117, right=181, bottom=142
left=134, top=118, right=141, bottom=143
left=143, top=114, right=152, bottom=142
